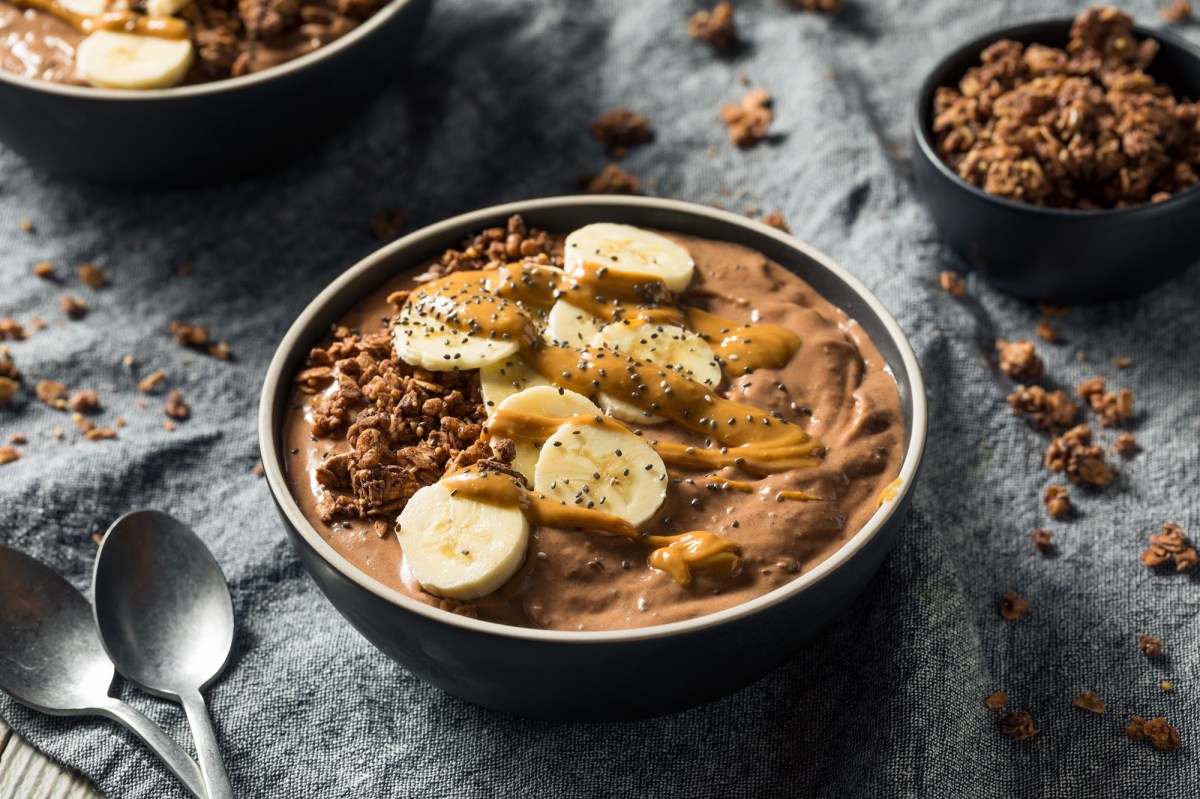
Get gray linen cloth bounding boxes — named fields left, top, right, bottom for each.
left=2, top=0, right=1199, bottom=796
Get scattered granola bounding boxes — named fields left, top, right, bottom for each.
left=1113, top=357, right=1132, bottom=369
left=169, top=321, right=211, bottom=348
left=1008, top=385, right=1077, bottom=432
left=939, top=270, right=967, bottom=297
left=8, top=432, right=26, bottom=444
left=1074, top=690, right=1106, bottom=714
left=760, top=211, right=790, bottom=233
left=177, top=263, right=195, bottom=277
left=985, top=691, right=1010, bottom=709
left=1000, top=711, right=1038, bottom=740
left=19, top=220, right=34, bottom=233
left=1161, top=680, right=1174, bottom=692
left=164, top=420, right=176, bottom=432
left=35, top=379, right=68, bottom=409
left=1044, top=424, right=1113, bottom=486
left=931, top=8, right=1200, bottom=209
left=253, top=463, right=265, bottom=477
left=1031, top=528, right=1054, bottom=553
left=581, top=164, right=643, bottom=195
left=0, top=446, right=21, bottom=465
left=688, top=2, right=739, bottom=52
left=589, top=109, right=653, bottom=156
left=720, top=88, right=774, bottom=148
left=999, top=589, right=1030, bottom=620
left=1139, top=634, right=1164, bottom=659
left=0, top=319, right=29, bottom=341
left=61, top=296, right=87, bottom=319
left=783, top=0, right=843, bottom=13
left=1126, top=716, right=1181, bottom=751
left=66, top=390, right=100, bottom=414
left=1045, top=485, right=1072, bottom=516
left=1034, top=319, right=1059, bottom=343
left=1161, top=0, right=1192, bottom=24
left=78, top=264, right=105, bottom=289
left=165, top=391, right=191, bottom=421
left=137, top=370, right=167, bottom=394
left=83, top=427, right=117, bottom=441
left=32, top=261, right=55, bottom=279
left=996, top=340, right=1044, bottom=382
left=0, top=376, right=17, bottom=405
left=1141, top=522, right=1198, bottom=572
left=1114, top=432, right=1137, bottom=456
left=1076, top=377, right=1133, bottom=425
left=208, top=341, right=234, bottom=361
left=371, top=210, right=408, bottom=241
left=415, top=216, right=561, bottom=284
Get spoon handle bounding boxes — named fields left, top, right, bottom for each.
left=180, top=689, right=233, bottom=799
left=96, top=698, right=207, bottom=799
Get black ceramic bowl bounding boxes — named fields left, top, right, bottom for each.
left=912, top=19, right=1200, bottom=304
left=0, top=0, right=432, bottom=188
left=258, top=196, right=927, bottom=722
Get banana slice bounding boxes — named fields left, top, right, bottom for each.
left=392, top=306, right=520, bottom=372
left=534, top=422, right=667, bottom=528
left=543, top=299, right=604, bottom=347
left=491, top=386, right=600, bottom=480
left=589, top=320, right=720, bottom=424
left=76, top=31, right=195, bottom=90
left=479, top=354, right=550, bottom=413
left=395, top=481, right=529, bottom=601
left=144, top=0, right=193, bottom=16
left=564, top=223, right=695, bottom=292
left=60, top=0, right=107, bottom=14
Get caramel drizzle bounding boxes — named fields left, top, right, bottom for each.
left=444, top=469, right=740, bottom=586
left=10, top=0, right=190, bottom=39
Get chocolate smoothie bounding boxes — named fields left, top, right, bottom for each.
left=282, top=221, right=904, bottom=631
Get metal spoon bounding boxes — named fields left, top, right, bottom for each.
left=94, top=510, right=235, bottom=799
left=0, top=546, right=206, bottom=798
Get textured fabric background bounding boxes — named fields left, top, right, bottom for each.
left=2, top=0, right=1199, bottom=796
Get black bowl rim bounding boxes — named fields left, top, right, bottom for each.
left=0, top=0, right=418, bottom=100
left=912, top=16, right=1200, bottom=218
left=257, top=195, right=928, bottom=644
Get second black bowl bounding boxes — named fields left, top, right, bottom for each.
left=912, top=19, right=1200, bottom=304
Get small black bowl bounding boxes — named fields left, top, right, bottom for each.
left=912, top=19, right=1200, bottom=304
left=0, top=0, right=432, bottom=188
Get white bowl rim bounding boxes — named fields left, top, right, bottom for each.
left=0, top=0, right=417, bottom=100
left=258, top=195, right=929, bottom=645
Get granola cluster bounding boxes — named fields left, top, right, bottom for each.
left=588, top=109, right=653, bottom=157
left=1140, top=522, right=1198, bottom=571
left=415, top=215, right=562, bottom=283
left=687, top=2, right=739, bottom=52
left=1044, top=424, right=1114, bottom=486
left=1127, top=716, right=1181, bottom=751
left=932, top=7, right=1200, bottom=209
left=721, top=88, right=774, bottom=148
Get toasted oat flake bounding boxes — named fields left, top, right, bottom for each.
left=939, top=270, right=967, bottom=297
left=84, top=428, right=117, bottom=441
left=1074, top=690, right=1106, bottom=714
left=66, top=390, right=100, bottom=414
left=137, top=370, right=167, bottom=394
left=985, top=691, right=1009, bottom=710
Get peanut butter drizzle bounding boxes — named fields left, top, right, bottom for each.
left=11, top=0, right=190, bottom=39
left=443, top=469, right=741, bottom=586
left=685, top=307, right=800, bottom=374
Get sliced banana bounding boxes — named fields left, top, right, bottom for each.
left=491, top=386, right=600, bottom=480
left=593, top=319, right=722, bottom=386
left=392, top=306, right=519, bottom=372
left=479, top=354, right=550, bottom=412
left=396, top=481, right=529, bottom=601
left=60, top=0, right=107, bottom=14
left=564, top=223, right=695, bottom=292
left=144, top=0, right=193, bottom=16
left=534, top=422, right=667, bottom=528
left=543, top=299, right=604, bottom=348
left=76, top=31, right=194, bottom=90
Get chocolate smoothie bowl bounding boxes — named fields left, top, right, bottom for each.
left=260, top=197, right=927, bottom=720
left=0, top=0, right=431, bottom=185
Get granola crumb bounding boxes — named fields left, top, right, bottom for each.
left=999, top=589, right=1030, bottom=620
left=1114, top=357, right=1133, bottom=369
left=0, top=319, right=29, bottom=341
left=19, top=219, right=34, bottom=233
left=1161, top=681, right=1174, bottom=692
left=1044, top=424, right=1113, bottom=486
left=1035, top=319, right=1059, bottom=343
left=996, top=339, right=1044, bottom=382
left=115, top=416, right=126, bottom=428
left=208, top=341, right=233, bottom=361
left=1161, top=0, right=1192, bottom=24
left=176, top=263, right=195, bottom=277
left=783, top=0, right=843, bottom=13
left=1008, top=385, right=1077, bottom=432
left=1031, top=528, right=1054, bottom=553
left=688, top=2, right=739, bottom=51
left=61, top=295, right=87, bottom=319
left=78, top=264, right=106, bottom=289
left=588, top=109, right=653, bottom=157
left=83, top=427, right=117, bottom=441
left=164, top=390, right=191, bottom=420
left=1076, top=377, right=1106, bottom=399
left=1141, top=522, right=1198, bottom=572
left=1074, top=690, right=1106, bottom=714
left=35, top=379, right=68, bottom=409
left=1000, top=711, right=1037, bottom=740
left=720, top=88, right=774, bottom=148
left=1127, top=716, right=1181, bottom=751
left=252, top=463, right=265, bottom=477
left=1138, top=634, right=1163, bottom=659
left=760, top=210, right=790, bottom=233
left=169, top=321, right=210, bottom=348
left=32, top=261, right=55, bottom=279
left=91, top=532, right=103, bottom=545
left=0, top=377, right=18, bottom=405
left=985, top=691, right=1009, bottom=709
left=0, top=446, right=21, bottom=465
left=1114, top=432, right=1137, bottom=456
left=371, top=210, right=408, bottom=241
left=580, top=164, right=642, bottom=195
left=122, top=353, right=137, bottom=369
left=8, top=432, right=26, bottom=445
left=30, top=316, right=45, bottom=331
left=137, top=370, right=167, bottom=394
left=939, top=270, right=967, bottom=297
left=66, top=390, right=100, bottom=414
left=52, top=426, right=64, bottom=439
left=163, top=420, right=177, bottom=432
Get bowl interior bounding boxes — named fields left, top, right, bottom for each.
left=260, top=196, right=928, bottom=643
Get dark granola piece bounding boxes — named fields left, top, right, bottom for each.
left=1138, top=634, right=1163, bottom=659
left=1161, top=0, right=1192, bottom=24
left=66, top=390, right=100, bottom=414
left=0, top=354, right=17, bottom=381
left=996, top=339, right=1044, bottom=382
left=0, top=319, right=28, bottom=341
left=35, top=379, right=68, bottom=409
left=208, top=341, right=233, bottom=360
left=170, top=321, right=211, bottom=348
left=418, top=215, right=562, bottom=282
left=32, top=261, right=55, bottom=279
left=78, top=264, right=105, bottom=288
left=371, top=210, right=408, bottom=241
left=1074, top=690, right=1106, bottom=714
left=999, top=589, right=1030, bottom=620
left=783, top=0, right=843, bottom=13
left=1000, top=711, right=1037, bottom=740
left=1034, top=319, right=1059, bottom=343
left=581, top=164, right=643, bottom=195
left=688, top=2, right=739, bottom=52
left=985, top=691, right=1009, bottom=709
left=1091, top=387, right=1134, bottom=427
left=165, top=391, right=191, bottom=420
left=1141, top=522, right=1198, bottom=571
left=0, top=377, right=17, bottom=405
left=1044, top=485, right=1072, bottom=516
left=1031, top=527, right=1053, bottom=553
left=939, top=270, right=967, bottom=297
left=589, top=109, right=653, bottom=156
left=721, top=88, right=774, bottom=148
left=1114, top=431, right=1137, bottom=456
left=1127, top=716, right=1181, bottom=751
left=61, top=296, right=87, bottom=319
left=0, top=446, right=20, bottom=465
left=1044, top=424, right=1113, bottom=486
left=1008, top=385, right=1077, bottom=432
